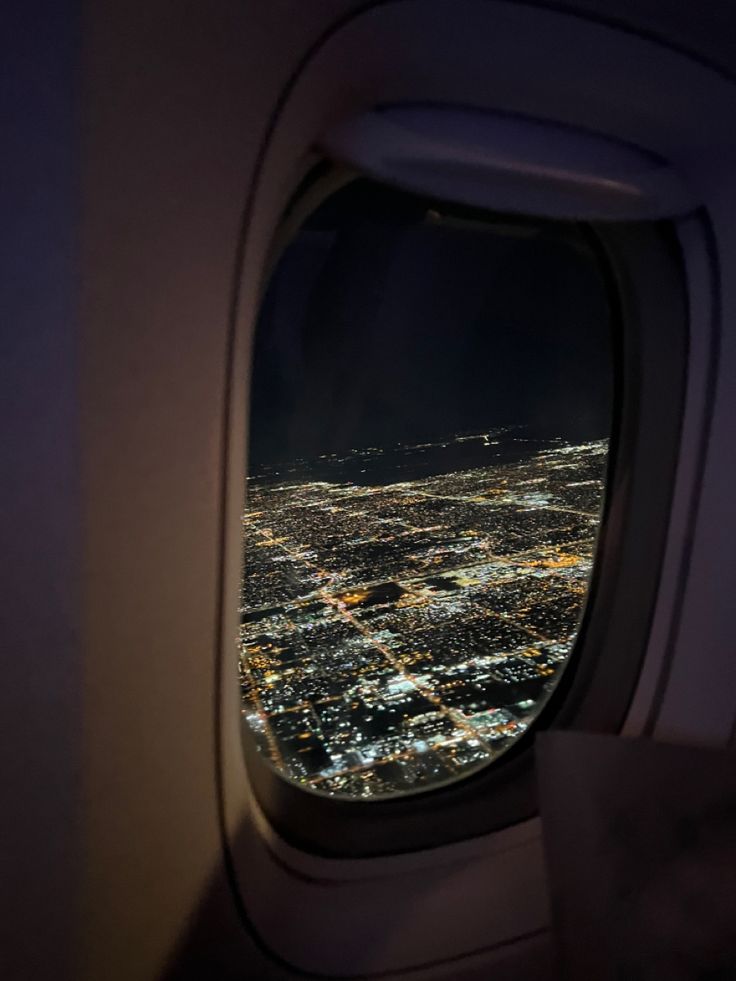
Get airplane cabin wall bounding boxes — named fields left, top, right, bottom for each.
left=5, top=2, right=736, bottom=980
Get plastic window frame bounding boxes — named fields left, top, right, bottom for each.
left=238, top=165, right=689, bottom=858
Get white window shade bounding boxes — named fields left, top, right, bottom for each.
left=320, top=105, right=696, bottom=221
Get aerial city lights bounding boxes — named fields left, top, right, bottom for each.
left=239, top=429, right=607, bottom=798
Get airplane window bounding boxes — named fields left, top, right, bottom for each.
left=239, top=179, right=613, bottom=800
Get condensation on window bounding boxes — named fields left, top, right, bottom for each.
left=239, top=180, right=612, bottom=799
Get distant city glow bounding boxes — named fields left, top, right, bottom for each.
left=240, top=179, right=612, bottom=799
left=239, top=430, right=607, bottom=798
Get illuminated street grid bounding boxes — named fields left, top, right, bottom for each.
left=239, top=433, right=607, bottom=798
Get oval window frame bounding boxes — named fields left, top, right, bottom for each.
left=238, top=165, right=688, bottom=857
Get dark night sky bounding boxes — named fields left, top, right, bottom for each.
left=249, top=180, right=612, bottom=469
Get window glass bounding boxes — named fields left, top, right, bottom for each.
left=240, top=179, right=612, bottom=799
